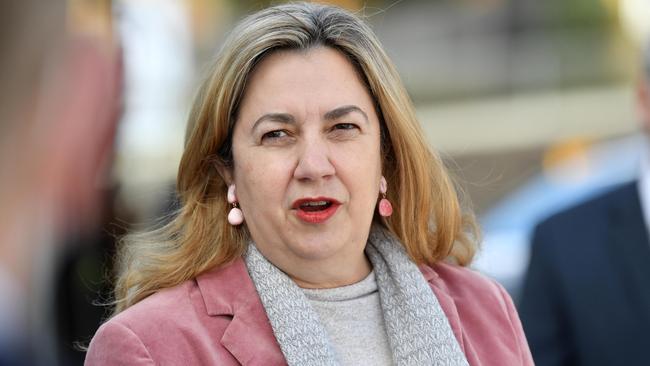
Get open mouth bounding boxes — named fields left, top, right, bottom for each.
left=292, top=197, right=341, bottom=223
left=299, top=200, right=333, bottom=212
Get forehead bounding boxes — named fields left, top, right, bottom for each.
left=238, top=47, right=375, bottom=116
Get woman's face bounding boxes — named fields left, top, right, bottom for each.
left=229, top=47, right=382, bottom=285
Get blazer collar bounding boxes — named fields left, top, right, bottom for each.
left=196, top=258, right=252, bottom=316
left=196, top=258, right=286, bottom=365
left=418, top=263, right=439, bottom=282
left=418, top=263, right=466, bottom=353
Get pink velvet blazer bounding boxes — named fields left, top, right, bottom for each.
left=85, top=259, right=533, bottom=365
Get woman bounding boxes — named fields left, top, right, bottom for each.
left=86, top=3, right=533, bottom=365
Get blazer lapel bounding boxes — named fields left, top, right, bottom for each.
left=196, top=259, right=286, bottom=366
left=607, top=183, right=650, bottom=324
left=220, top=302, right=286, bottom=365
left=419, top=264, right=466, bottom=353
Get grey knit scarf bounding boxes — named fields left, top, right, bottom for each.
left=244, top=226, right=469, bottom=366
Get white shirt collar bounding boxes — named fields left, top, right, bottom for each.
left=637, top=137, right=650, bottom=234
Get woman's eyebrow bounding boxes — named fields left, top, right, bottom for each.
left=324, top=105, right=368, bottom=124
left=252, top=105, right=368, bottom=131
left=252, top=113, right=296, bottom=131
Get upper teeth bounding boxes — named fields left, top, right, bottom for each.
left=303, top=201, right=328, bottom=206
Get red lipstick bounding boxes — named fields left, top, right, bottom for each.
left=291, top=197, right=341, bottom=224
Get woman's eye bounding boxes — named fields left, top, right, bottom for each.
left=329, top=123, right=361, bottom=140
left=261, top=129, right=293, bottom=145
left=262, top=130, right=288, bottom=140
left=333, top=123, right=358, bottom=131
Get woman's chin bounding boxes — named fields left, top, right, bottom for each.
left=286, top=238, right=348, bottom=262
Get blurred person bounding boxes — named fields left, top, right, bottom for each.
left=0, top=0, right=122, bottom=364
left=86, top=3, right=533, bottom=365
left=518, top=44, right=650, bottom=366
left=54, top=186, right=131, bottom=365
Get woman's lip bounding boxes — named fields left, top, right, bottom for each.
left=291, top=197, right=341, bottom=224
left=291, top=197, right=341, bottom=209
left=294, top=202, right=340, bottom=224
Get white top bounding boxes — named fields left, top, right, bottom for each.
left=302, top=271, right=394, bottom=365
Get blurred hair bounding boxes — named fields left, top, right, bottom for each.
left=112, top=2, right=478, bottom=315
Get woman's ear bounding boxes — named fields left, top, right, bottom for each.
left=215, top=162, right=234, bottom=185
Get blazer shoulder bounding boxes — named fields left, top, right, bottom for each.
left=537, top=181, right=637, bottom=231
left=86, top=317, right=155, bottom=365
left=427, top=262, right=512, bottom=318
left=430, top=261, right=503, bottom=298
left=110, top=279, right=199, bottom=330
left=424, top=262, right=534, bottom=365
left=86, top=280, right=202, bottom=364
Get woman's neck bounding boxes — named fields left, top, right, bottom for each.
left=289, top=254, right=372, bottom=289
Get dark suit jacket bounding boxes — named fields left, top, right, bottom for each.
left=519, top=181, right=650, bottom=366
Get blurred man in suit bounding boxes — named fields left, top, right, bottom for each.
left=518, top=45, right=650, bottom=366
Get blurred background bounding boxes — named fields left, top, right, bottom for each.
left=2, top=0, right=650, bottom=364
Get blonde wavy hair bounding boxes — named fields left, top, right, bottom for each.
left=113, top=2, right=478, bottom=315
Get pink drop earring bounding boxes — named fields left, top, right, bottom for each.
left=227, top=184, right=244, bottom=225
left=378, top=176, right=393, bottom=217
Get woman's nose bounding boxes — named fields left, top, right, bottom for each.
left=293, top=137, right=335, bottom=182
